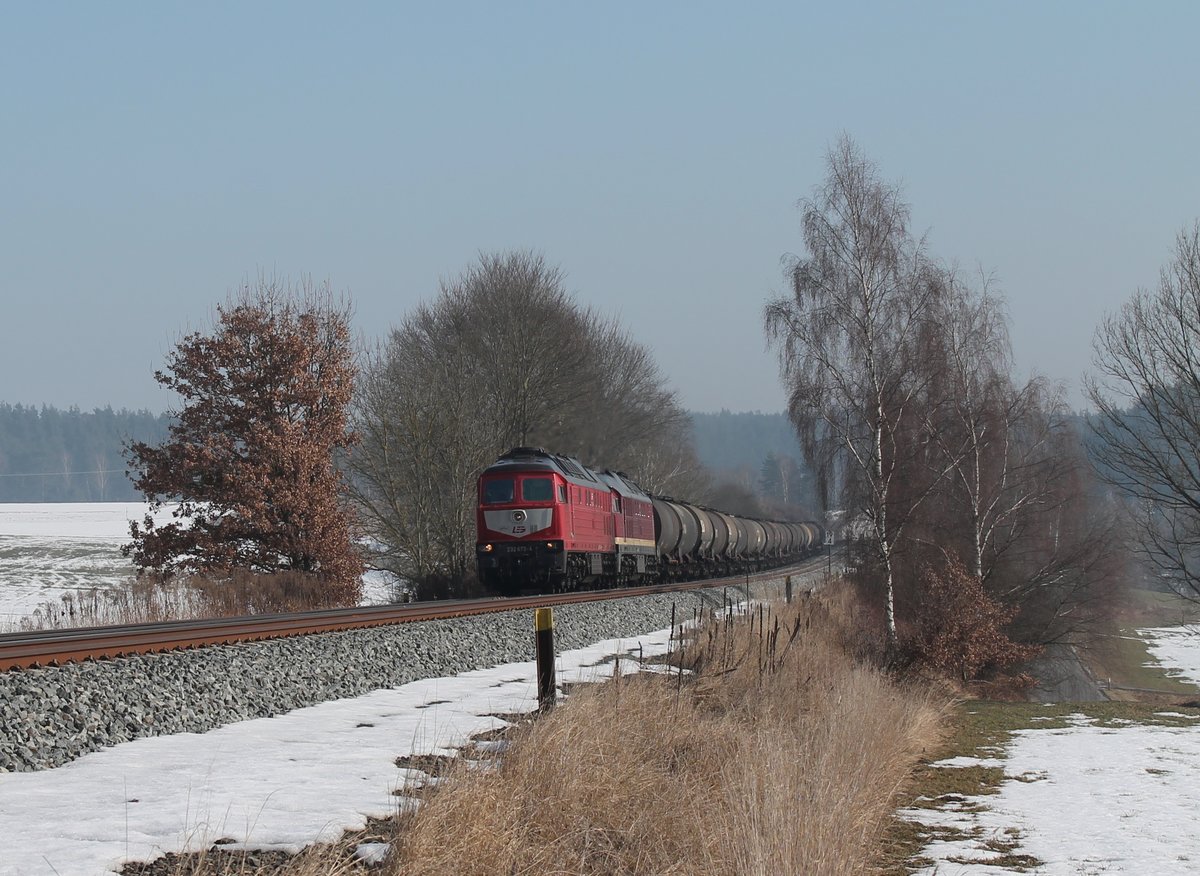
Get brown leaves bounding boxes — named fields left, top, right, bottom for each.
left=123, top=279, right=362, bottom=606
left=909, top=560, right=1040, bottom=683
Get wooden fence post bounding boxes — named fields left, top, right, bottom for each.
left=535, top=607, right=556, bottom=711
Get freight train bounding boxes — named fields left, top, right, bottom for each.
left=475, top=447, right=824, bottom=595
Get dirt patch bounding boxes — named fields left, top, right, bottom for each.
left=394, top=754, right=457, bottom=777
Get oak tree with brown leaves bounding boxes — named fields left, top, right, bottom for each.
left=124, top=280, right=363, bottom=606
left=910, top=559, right=1040, bottom=682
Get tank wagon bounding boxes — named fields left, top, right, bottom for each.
left=476, top=447, right=823, bottom=595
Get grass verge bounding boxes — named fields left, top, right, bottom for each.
left=881, top=599, right=1200, bottom=873
left=381, top=589, right=951, bottom=875
left=1079, top=587, right=1200, bottom=698
left=136, top=587, right=954, bottom=875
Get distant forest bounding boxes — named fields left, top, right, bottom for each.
left=689, top=410, right=818, bottom=513
left=689, top=410, right=803, bottom=474
left=0, top=404, right=805, bottom=504
left=0, top=404, right=171, bottom=501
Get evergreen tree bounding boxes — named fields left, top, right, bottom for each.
left=0, top=403, right=170, bottom=501
left=759, top=451, right=783, bottom=502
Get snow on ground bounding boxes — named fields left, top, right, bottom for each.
left=0, top=503, right=172, bottom=623
left=1140, top=625, right=1200, bottom=687
left=0, top=626, right=676, bottom=876
left=0, top=503, right=165, bottom=540
left=904, top=629, right=1200, bottom=875
left=904, top=716, right=1200, bottom=875
left=0, top=503, right=398, bottom=625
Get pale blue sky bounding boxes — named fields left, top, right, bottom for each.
left=2, top=2, right=1197, bottom=413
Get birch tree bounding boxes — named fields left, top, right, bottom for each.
left=764, top=136, right=950, bottom=647
left=931, top=280, right=1067, bottom=584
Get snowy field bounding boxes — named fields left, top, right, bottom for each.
left=0, top=503, right=168, bottom=624
left=0, top=628, right=676, bottom=876
left=905, top=625, right=1200, bottom=874
left=1141, top=624, right=1200, bottom=686
left=0, top=503, right=396, bottom=625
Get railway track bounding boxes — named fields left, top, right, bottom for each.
left=0, top=560, right=825, bottom=672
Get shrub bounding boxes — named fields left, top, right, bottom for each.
left=909, top=559, right=1040, bottom=682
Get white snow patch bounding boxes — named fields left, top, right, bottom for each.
left=0, top=626, right=678, bottom=876
left=0, top=503, right=174, bottom=540
left=1140, top=625, right=1200, bottom=688
left=0, top=503, right=404, bottom=623
left=905, top=627, right=1200, bottom=873
left=0, top=503, right=177, bottom=622
left=354, top=842, right=390, bottom=865
left=906, top=721, right=1200, bottom=875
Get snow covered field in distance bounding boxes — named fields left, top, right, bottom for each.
left=0, top=503, right=395, bottom=626
left=0, top=503, right=167, bottom=624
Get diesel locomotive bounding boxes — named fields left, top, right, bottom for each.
left=476, top=447, right=824, bottom=595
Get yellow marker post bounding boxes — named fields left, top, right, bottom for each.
left=535, top=607, right=556, bottom=711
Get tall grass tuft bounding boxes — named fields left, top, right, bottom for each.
left=384, top=587, right=951, bottom=875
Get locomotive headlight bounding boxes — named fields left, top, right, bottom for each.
left=483, top=544, right=494, bottom=552
left=546, top=542, right=555, bottom=549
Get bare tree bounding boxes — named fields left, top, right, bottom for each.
left=927, top=277, right=1069, bottom=583
left=350, top=319, right=493, bottom=593
left=892, top=268, right=1125, bottom=648
left=576, top=317, right=700, bottom=494
left=1005, top=453, right=1126, bottom=645
left=764, top=136, right=951, bottom=646
left=1087, top=223, right=1200, bottom=598
left=444, top=253, right=597, bottom=450
left=348, top=251, right=698, bottom=597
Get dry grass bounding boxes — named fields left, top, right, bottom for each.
left=382, top=589, right=950, bottom=876
left=123, top=845, right=368, bottom=876
left=16, top=570, right=350, bottom=632
left=132, top=588, right=951, bottom=876
left=17, top=577, right=208, bottom=630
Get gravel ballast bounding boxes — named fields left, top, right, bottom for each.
left=0, top=574, right=812, bottom=773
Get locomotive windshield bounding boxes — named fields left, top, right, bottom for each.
left=483, top=478, right=515, bottom=504
left=522, top=477, right=554, bottom=502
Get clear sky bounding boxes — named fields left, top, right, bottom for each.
left=2, top=2, right=1197, bottom=414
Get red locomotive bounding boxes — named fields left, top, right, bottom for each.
left=475, top=447, right=823, bottom=594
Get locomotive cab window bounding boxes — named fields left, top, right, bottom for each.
left=483, top=478, right=515, bottom=504
left=522, top=477, right=554, bottom=502
left=558, top=484, right=568, bottom=503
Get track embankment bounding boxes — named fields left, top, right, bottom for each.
left=0, top=562, right=826, bottom=773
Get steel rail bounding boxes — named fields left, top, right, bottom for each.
left=0, top=560, right=820, bottom=672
